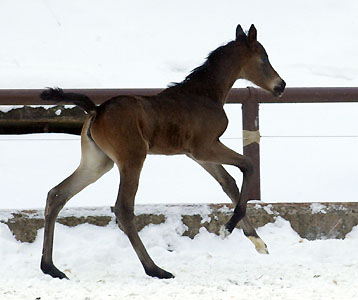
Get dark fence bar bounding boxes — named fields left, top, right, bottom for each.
left=1, top=87, right=358, bottom=200
left=1, top=87, right=358, bottom=105
left=0, top=89, right=161, bottom=105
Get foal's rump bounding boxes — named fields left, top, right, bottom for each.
left=40, top=88, right=148, bottom=162
left=89, top=96, right=150, bottom=164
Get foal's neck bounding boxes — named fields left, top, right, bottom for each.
left=198, top=59, right=240, bottom=104
left=167, top=42, right=243, bottom=106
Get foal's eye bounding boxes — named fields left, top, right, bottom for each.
left=262, top=57, right=269, bottom=64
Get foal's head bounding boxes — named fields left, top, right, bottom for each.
left=236, top=24, right=286, bottom=97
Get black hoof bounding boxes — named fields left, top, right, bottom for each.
left=41, top=261, right=69, bottom=280
left=145, top=267, right=175, bottom=279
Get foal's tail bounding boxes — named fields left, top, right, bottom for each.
left=40, top=87, right=97, bottom=114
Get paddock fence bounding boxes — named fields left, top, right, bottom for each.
left=1, top=87, right=358, bottom=242
left=1, top=87, right=358, bottom=199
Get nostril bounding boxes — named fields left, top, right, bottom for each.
left=274, top=86, right=282, bottom=93
left=273, top=79, right=286, bottom=97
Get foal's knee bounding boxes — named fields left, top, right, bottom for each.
left=45, top=187, right=68, bottom=217
left=237, top=156, right=254, bottom=175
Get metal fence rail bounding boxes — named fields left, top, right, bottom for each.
left=1, top=87, right=358, bottom=105
left=1, top=87, right=358, bottom=200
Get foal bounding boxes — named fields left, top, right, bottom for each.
left=40, top=24, right=285, bottom=279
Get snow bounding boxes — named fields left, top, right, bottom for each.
left=262, top=204, right=276, bottom=215
left=310, top=203, right=328, bottom=214
left=0, top=105, right=24, bottom=113
left=0, top=204, right=216, bottom=223
left=1, top=218, right=358, bottom=299
left=1, top=0, right=358, bottom=298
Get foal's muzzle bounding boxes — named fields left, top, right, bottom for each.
left=273, top=79, right=286, bottom=97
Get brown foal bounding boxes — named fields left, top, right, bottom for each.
left=40, top=24, right=285, bottom=279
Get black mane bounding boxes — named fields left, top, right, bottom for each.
left=167, top=40, right=239, bottom=89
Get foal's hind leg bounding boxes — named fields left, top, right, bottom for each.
left=191, top=160, right=268, bottom=254
left=113, top=158, right=174, bottom=279
left=41, top=121, right=114, bottom=279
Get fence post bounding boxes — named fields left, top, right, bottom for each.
left=242, top=88, right=261, bottom=200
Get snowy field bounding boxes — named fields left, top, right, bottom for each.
left=1, top=0, right=358, bottom=299
left=1, top=218, right=358, bottom=300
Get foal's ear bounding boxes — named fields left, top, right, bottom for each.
left=235, top=24, right=246, bottom=40
left=248, top=24, right=257, bottom=45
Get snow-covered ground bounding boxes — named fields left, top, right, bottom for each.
left=1, top=217, right=358, bottom=300
left=1, top=0, right=358, bottom=299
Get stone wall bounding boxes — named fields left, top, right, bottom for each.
left=0, top=105, right=85, bottom=134
left=1, top=202, right=357, bottom=243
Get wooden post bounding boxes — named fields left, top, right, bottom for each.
left=242, top=93, right=261, bottom=200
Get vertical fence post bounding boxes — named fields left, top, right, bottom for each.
left=242, top=89, right=261, bottom=200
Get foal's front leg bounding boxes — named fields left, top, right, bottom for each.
left=192, top=141, right=254, bottom=234
left=190, top=159, right=268, bottom=254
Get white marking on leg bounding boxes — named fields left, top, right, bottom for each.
left=248, top=236, right=269, bottom=254
left=219, top=225, right=231, bottom=239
